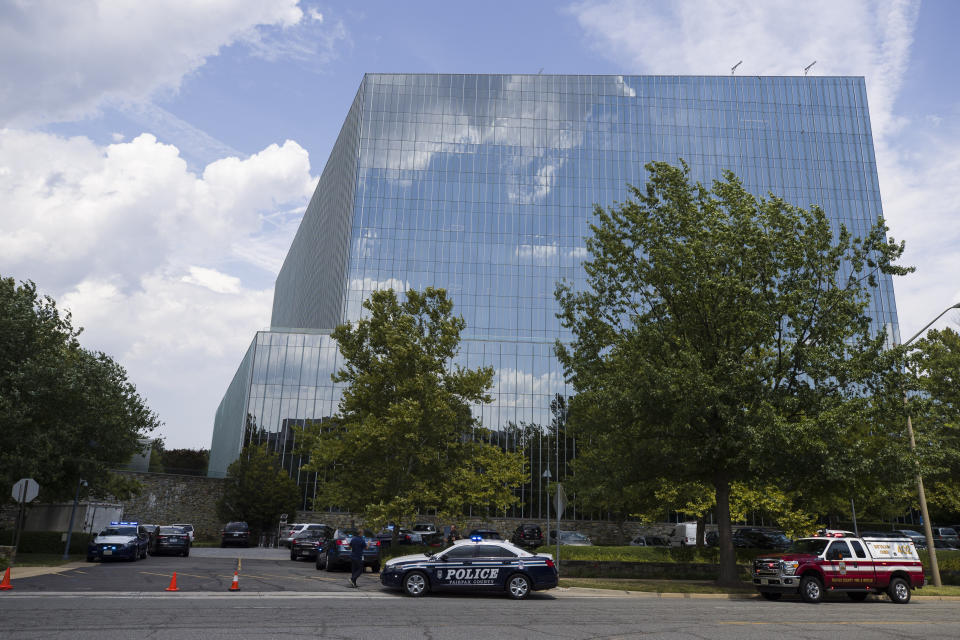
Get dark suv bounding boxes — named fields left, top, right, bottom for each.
left=732, top=528, right=790, bottom=550
left=510, top=523, right=544, bottom=549
left=220, top=521, right=251, bottom=547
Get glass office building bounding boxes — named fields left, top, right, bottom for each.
left=210, top=74, right=900, bottom=515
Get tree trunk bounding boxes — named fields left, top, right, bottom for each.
left=714, top=475, right=739, bottom=587
left=695, top=516, right=705, bottom=549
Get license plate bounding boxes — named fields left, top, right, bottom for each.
left=104, top=550, right=112, bottom=555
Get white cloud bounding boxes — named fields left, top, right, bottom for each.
left=568, top=0, right=958, bottom=338
left=1, top=129, right=316, bottom=447
left=0, top=0, right=303, bottom=126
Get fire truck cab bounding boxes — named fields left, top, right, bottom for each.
left=752, top=530, right=924, bottom=604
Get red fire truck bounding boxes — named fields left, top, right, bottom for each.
left=752, top=530, right=924, bottom=604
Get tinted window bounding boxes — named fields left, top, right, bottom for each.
left=850, top=541, right=866, bottom=558
left=475, top=545, right=517, bottom=558
left=441, top=546, right=477, bottom=560
left=827, top=541, right=852, bottom=559
left=225, top=522, right=248, bottom=532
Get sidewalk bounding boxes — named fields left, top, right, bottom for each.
left=7, top=562, right=89, bottom=579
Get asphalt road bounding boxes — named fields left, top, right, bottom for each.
left=3, top=550, right=960, bottom=639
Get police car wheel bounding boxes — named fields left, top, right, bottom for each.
left=403, top=571, right=429, bottom=597
left=324, top=551, right=335, bottom=572
left=315, top=553, right=325, bottom=570
left=888, top=578, right=910, bottom=604
left=507, top=574, right=532, bottom=599
left=799, top=575, right=823, bottom=604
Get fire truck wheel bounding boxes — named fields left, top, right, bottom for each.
left=887, top=577, right=911, bottom=604
left=760, top=592, right=782, bottom=601
left=800, top=575, right=824, bottom=603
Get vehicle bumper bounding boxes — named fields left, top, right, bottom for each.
left=89, top=545, right=138, bottom=561
left=154, top=544, right=189, bottom=554
left=532, top=572, right=559, bottom=590
left=380, top=569, right=405, bottom=589
left=752, top=575, right=800, bottom=591
left=293, top=548, right=318, bottom=558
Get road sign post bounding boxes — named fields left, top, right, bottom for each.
left=10, top=478, right=40, bottom=565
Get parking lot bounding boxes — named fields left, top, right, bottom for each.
left=6, top=546, right=388, bottom=594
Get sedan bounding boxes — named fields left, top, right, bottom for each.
left=290, top=527, right=334, bottom=561
left=153, top=526, right=191, bottom=556
left=381, top=538, right=558, bottom=599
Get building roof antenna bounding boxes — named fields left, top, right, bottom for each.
left=731, top=60, right=743, bottom=75
left=804, top=61, right=817, bottom=76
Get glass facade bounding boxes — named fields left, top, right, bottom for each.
left=212, top=74, right=900, bottom=516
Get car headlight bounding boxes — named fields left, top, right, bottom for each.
left=781, top=560, right=799, bottom=575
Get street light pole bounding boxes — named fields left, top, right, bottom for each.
left=901, top=302, right=960, bottom=588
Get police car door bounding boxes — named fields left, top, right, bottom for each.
left=470, top=544, right=517, bottom=590
left=433, top=544, right=479, bottom=591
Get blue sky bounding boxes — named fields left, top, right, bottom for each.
left=2, top=0, right=958, bottom=449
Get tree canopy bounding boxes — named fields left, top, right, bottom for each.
left=216, top=443, right=300, bottom=534
left=299, top=287, right=525, bottom=529
left=1, top=277, right=161, bottom=501
left=905, top=327, right=960, bottom=519
left=555, top=162, right=912, bottom=584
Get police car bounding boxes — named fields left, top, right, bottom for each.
left=87, top=521, right=151, bottom=562
left=380, top=536, right=558, bottom=599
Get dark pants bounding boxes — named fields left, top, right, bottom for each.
left=351, top=557, right=363, bottom=583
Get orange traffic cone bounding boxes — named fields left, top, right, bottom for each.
left=165, top=572, right=179, bottom=592
left=229, top=571, right=240, bottom=591
left=0, top=567, right=12, bottom=591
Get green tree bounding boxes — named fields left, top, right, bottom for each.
left=299, top=288, right=525, bottom=533
left=555, top=162, right=912, bottom=584
left=1, top=277, right=160, bottom=501
left=162, top=448, right=210, bottom=476
left=216, top=443, right=300, bottom=535
left=905, top=327, right=960, bottom=520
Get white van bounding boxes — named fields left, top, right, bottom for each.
left=668, top=522, right=699, bottom=547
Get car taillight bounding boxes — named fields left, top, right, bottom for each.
left=404, top=534, right=412, bottom=541
left=336, top=539, right=346, bottom=546
left=545, top=558, right=555, bottom=568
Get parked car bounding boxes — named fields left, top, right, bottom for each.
left=139, top=523, right=160, bottom=551
left=468, top=528, right=503, bottom=541
left=411, top=523, right=443, bottom=546
left=316, top=529, right=382, bottom=572
left=281, top=523, right=306, bottom=548
left=931, top=527, right=960, bottom=547
left=630, top=534, right=669, bottom=547
left=510, top=523, right=545, bottom=549
left=171, top=523, right=195, bottom=543
left=376, top=527, right=419, bottom=548
left=220, top=521, right=251, bottom=547
left=894, top=529, right=927, bottom=549
left=934, top=539, right=959, bottom=550
left=549, top=530, right=592, bottom=546
left=290, top=526, right=334, bottom=561
left=153, top=526, right=191, bottom=556
left=733, top=528, right=791, bottom=550
left=86, top=521, right=151, bottom=562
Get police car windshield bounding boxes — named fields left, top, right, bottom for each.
left=788, top=539, right=830, bottom=555
left=101, top=527, right=137, bottom=537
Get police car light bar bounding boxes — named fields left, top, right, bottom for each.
left=470, top=535, right=483, bottom=542
left=109, top=521, right=139, bottom=526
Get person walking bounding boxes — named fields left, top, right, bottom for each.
left=349, top=531, right=367, bottom=588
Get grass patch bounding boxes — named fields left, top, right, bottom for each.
left=918, top=584, right=960, bottom=597
left=559, top=578, right=755, bottom=594
left=533, top=545, right=759, bottom=564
